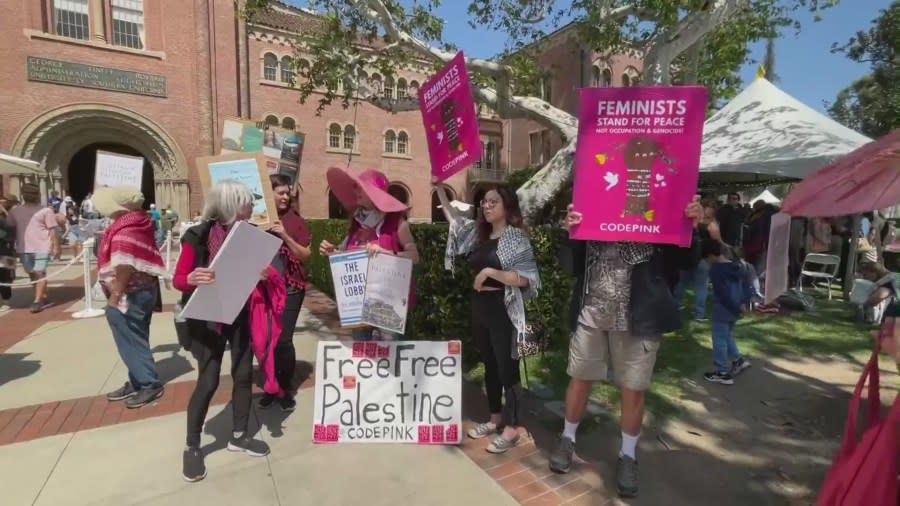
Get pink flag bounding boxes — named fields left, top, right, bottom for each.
left=571, top=86, right=708, bottom=246
left=418, top=52, right=482, bottom=182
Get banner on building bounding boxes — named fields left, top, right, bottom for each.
left=94, top=151, right=144, bottom=190
left=418, top=51, right=482, bottom=183
left=221, top=118, right=305, bottom=185
left=571, top=86, right=708, bottom=246
left=312, top=340, right=463, bottom=444
left=196, top=152, right=277, bottom=227
left=361, top=254, right=413, bottom=334
left=329, top=250, right=370, bottom=327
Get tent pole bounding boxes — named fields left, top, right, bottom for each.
left=843, top=214, right=861, bottom=300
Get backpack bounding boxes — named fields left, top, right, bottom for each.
left=776, top=289, right=815, bottom=311
left=815, top=331, right=900, bottom=506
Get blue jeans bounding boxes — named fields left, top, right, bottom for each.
left=675, top=259, right=710, bottom=319
left=106, top=288, right=161, bottom=389
left=711, top=320, right=742, bottom=373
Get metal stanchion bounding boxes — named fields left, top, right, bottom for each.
left=164, top=230, right=173, bottom=271
left=72, top=238, right=105, bottom=319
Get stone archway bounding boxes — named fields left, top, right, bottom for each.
left=11, top=103, right=190, bottom=218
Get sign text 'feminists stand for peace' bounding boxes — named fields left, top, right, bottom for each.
left=571, top=86, right=708, bottom=246
left=313, top=340, right=463, bottom=444
left=418, top=51, right=482, bottom=182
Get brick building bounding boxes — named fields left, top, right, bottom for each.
left=0, top=0, right=507, bottom=221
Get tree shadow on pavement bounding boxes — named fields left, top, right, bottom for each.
left=252, top=359, right=314, bottom=439
left=0, top=352, right=41, bottom=388
left=200, top=402, right=263, bottom=457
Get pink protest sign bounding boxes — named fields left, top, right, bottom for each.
left=418, top=52, right=482, bottom=182
left=571, top=86, right=708, bottom=246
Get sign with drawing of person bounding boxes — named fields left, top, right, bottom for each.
left=570, top=86, right=707, bottom=246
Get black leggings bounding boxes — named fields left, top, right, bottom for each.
left=275, top=287, right=305, bottom=394
left=0, top=268, right=13, bottom=300
left=186, top=316, right=253, bottom=448
left=472, top=290, right=520, bottom=427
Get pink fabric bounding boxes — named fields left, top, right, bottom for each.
left=782, top=129, right=900, bottom=217
left=325, top=167, right=408, bottom=214
left=346, top=213, right=417, bottom=308
left=11, top=205, right=57, bottom=254
left=248, top=265, right=286, bottom=397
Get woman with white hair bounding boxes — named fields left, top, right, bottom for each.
left=173, top=180, right=272, bottom=482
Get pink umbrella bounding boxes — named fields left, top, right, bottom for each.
left=781, top=129, right=900, bottom=217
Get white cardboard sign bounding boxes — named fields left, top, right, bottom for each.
left=312, top=340, right=463, bottom=444
left=94, top=150, right=144, bottom=189
left=361, top=254, right=413, bottom=334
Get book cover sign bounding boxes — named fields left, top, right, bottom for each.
left=571, top=86, right=708, bottom=246
left=418, top=51, right=482, bottom=182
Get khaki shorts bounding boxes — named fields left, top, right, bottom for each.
left=566, top=324, right=660, bottom=391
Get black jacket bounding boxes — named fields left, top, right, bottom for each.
left=562, top=240, right=682, bottom=338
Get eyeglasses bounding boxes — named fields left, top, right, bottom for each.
left=480, top=199, right=501, bottom=208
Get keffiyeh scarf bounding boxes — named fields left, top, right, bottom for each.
left=97, top=211, right=168, bottom=282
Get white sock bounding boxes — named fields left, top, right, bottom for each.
left=621, top=432, right=639, bottom=459
left=233, top=431, right=244, bottom=439
left=562, top=420, right=579, bottom=442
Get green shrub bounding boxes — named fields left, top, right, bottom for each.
left=304, top=220, right=574, bottom=354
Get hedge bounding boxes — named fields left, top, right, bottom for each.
left=305, top=219, right=575, bottom=357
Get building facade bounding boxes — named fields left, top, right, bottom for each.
left=0, top=0, right=508, bottom=221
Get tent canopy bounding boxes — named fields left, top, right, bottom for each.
left=0, top=153, right=42, bottom=176
left=750, top=189, right=781, bottom=206
left=699, top=77, right=871, bottom=189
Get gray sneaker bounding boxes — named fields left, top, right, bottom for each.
left=486, top=433, right=520, bottom=454
left=616, top=455, right=639, bottom=498
left=548, top=436, right=576, bottom=474
left=466, top=422, right=498, bottom=439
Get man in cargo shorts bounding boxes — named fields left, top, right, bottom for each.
left=549, top=200, right=702, bottom=498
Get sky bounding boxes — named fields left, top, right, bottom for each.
left=289, top=0, right=894, bottom=113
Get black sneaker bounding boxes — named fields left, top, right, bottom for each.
left=731, top=357, right=752, bottom=376
left=280, top=396, right=297, bottom=412
left=125, top=386, right=164, bottom=409
left=548, top=435, right=576, bottom=474
left=29, top=302, right=42, bottom=313
left=617, top=455, right=639, bottom=498
left=227, top=434, right=270, bottom=457
left=257, top=394, right=277, bottom=409
left=703, top=371, right=734, bottom=385
left=106, top=382, right=137, bottom=402
left=182, top=446, right=207, bottom=482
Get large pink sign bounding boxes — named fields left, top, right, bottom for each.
left=571, top=86, right=708, bottom=246
left=418, top=52, right=482, bottom=182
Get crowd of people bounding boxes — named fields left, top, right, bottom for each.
left=3, top=172, right=897, bottom=497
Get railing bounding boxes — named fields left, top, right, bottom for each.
left=468, top=167, right=508, bottom=183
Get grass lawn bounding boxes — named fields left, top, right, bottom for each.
left=466, top=288, right=878, bottom=427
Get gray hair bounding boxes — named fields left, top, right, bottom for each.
left=201, top=179, right=254, bottom=225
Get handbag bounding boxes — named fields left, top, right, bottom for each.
left=814, top=329, right=900, bottom=506
left=517, top=322, right=546, bottom=358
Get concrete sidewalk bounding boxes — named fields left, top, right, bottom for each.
left=0, top=283, right=516, bottom=506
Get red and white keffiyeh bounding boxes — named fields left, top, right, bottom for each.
left=97, top=211, right=168, bottom=282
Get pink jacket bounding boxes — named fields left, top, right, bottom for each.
left=248, top=265, right=286, bottom=397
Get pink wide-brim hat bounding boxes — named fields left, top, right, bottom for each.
left=326, top=167, right=408, bottom=214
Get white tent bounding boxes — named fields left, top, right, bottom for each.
left=749, top=189, right=781, bottom=206
left=700, top=77, right=871, bottom=188
left=0, top=153, right=42, bottom=176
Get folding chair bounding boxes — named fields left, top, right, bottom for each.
left=797, top=253, right=841, bottom=300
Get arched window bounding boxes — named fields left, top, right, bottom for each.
left=281, top=117, right=296, bottom=130
left=263, top=53, right=278, bottom=81
left=397, top=78, right=408, bottom=99
left=280, top=56, right=294, bottom=83
left=343, top=125, right=356, bottom=150
left=369, top=73, right=383, bottom=95
left=591, top=66, right=601, bottom=87
left=328, top=123, right=342, bottom=148
left=384, top=130, right=396, bottom=153
left=409, top=80, right=420, bottom=95
left=264, top=115, right=280, bottom=127
left=622, top=73, right=630, bottom=87
left=485, top=141, right=496, bottom=169
left=397, top=131, right=409, bottom=155
left=602, top=68, right=612, bottom=87
left=328, top=190, right=348, bottom=219
left=387, top=183, right=409, bottom=205
left=383, top=76, right=394, bottom=99
left=623, top=66, right=640, bottom=87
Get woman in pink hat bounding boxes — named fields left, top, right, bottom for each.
left=319, top=167, right=420, bottom=341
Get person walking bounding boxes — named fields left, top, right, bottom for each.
left=9, top=183, right=62, bottom=313
left=174, top=180, right=271, bottom=483
left=318, top=168, right=419, bottom=341
left=0, top=195, right=17, bottom=311
left=675, top=201, right=721, bottom=321
left=257, top=174, right=312, bottom=412
left=94, top=187, right=167, bottom=408
left=436, top=183, right=540, bottom=454
left=548, top=198, right=702, bottom=498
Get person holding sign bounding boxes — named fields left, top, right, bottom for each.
left=173, top=180, right=273, bottom=482
left=257, top=174, right=312, bottom=412
left=319, top=168, right=419, bottom=341
left=548, top=198, right=702, bottom=498
left=436, top=183, right=540, bottom=454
